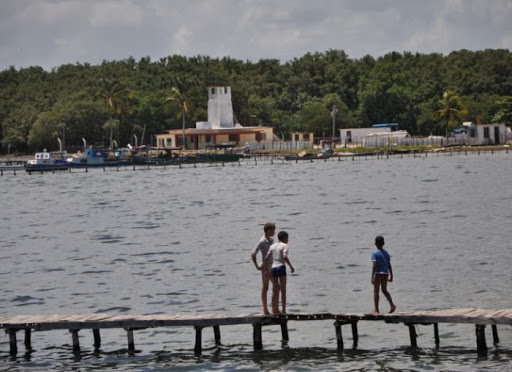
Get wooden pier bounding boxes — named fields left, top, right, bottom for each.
left=1, top=308, right=511, bottom=355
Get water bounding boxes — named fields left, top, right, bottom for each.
left=1, top=152, right=512, bottom=371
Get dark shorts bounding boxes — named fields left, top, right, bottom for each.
left=271, top=265, right=286, bottom=277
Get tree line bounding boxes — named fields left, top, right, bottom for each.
left=1, top=49, right=511, bottom=154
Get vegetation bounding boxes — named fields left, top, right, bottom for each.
left=1, top=49, right=511, bottom=154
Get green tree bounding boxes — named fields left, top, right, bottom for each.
left=492, top=96, right=512, bottom=126
left=432, top=90, right=468, bottom=138
left=96, top=79, right=133, bottom=149
left=164, top=81, right=190, bottom=149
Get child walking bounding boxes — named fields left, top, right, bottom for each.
left=265, top=231, right=295, bottom=315
left=370, top=235, right=396, bottom=314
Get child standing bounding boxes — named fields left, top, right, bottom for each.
left=370, top=235, right=396, bottom=314
left=251, top=222, right=276, bottom=315
left=265, top=231, right=295, bottom=315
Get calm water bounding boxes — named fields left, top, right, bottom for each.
left=1, top=152, right=512, bottom=371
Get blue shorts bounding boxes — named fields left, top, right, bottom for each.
left=271, top=265, right=286, bottom=277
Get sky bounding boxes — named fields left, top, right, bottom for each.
left=0, top=0, right=511, bottom=71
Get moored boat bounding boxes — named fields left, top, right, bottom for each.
left=67, top=149, right=130, bottom=167
left=24, top=151, right=69, bottom=172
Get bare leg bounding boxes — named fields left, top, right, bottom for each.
left=380, top=278, right=396, bottom=313
left=279, top=276, right=287, bottom=314
left=372, top=278, right=380, bottom=314
left=261, top=271, right=270, bottom=315
left=271, top=276, right=280, bottom=315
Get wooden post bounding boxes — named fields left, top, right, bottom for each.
left=213, top=325, right=221, bottom=345
left=407, top=324, right=417, bottom=348
left=24, top=329, right=32, bottom=351
left=334, top=322, right=343, bottom=350
left=8, top=329, right=17, bottom=355
left=351, top=322, right=359, bottom=346
left=475, top=324, right=487, bottom=352
left=194, top=326, right=203, bottom=353
left=280, top=320, right=289, bottom=341
left=126, top=328, right=135, bottom=352
left=434, top=323, right=440, bottom=347
left=492, top=325, right=499, bottom=344
left=70, top=329, right=80, bottom=352
left=93, top=329, right=101, bottom=349
left=253, top=323, right=263, bottom=351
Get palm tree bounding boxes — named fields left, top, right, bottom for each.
left=96, top=79, right=133, bottom=149
left=164, top=84, right=190, bottom=150
left=433, top=90, right=468, bottom=138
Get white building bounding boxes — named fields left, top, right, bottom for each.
left=466, top=122, right=508, bottom=145
left=155, top=86, right=274, bottom=150
left=196, top=86, right=235, bottom=129
left=339, top=123, right=409, bottom=147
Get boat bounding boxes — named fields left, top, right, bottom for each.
left=285, top=149, right=332, bottom=161
left=24, top=151, right=69, bottom=172
left=67, top=149, right=130, bottom=167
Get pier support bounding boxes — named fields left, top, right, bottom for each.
left=334, top=322, right=343, bottom=350
left=70, top=329, right=80, bottom=352
left=93, top=328, right=101, bottom=349
left=253, top=323, right=263, bottom=351
left=475, top=324, right=487, bottom=352
left=24, top=329, right=32, bottom=351
left=213, top=325, right=222, bottom=345
left=351, top=321, right=359, bottom=347
left=492, top=325, right=499, bottom=344
left=126, top=328, right=135, bottom=352
left=194, top=326, right=203, bottom=353
left=434, top=323, right=440, bottom=347
left=280, top=320, right=289, bottom=341
left=407, top=324, right=418, bottom=348
left=8, top=329, right=17, bottom=355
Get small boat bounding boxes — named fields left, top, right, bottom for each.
left=24, top=151, right=69, bottom=172
left=67, top=149, right=130, bottom=167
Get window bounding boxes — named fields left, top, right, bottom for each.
left=211, top=88, right=215, bottom=95
left=205, top=135, right=212, bottom=143
left=483, top=127, right=490, bottom=138
left=294, top=134, right=299, bottom=141
left=166, top=138, right=172, bottom=146
left=304, top=133, right=310, bottom=141
left=228, top=134, right=236, bottom=142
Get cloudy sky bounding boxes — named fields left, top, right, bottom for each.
left=1, top=0, right=511, bottom=71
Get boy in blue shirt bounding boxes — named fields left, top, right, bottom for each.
left=370, top=236, right=396, bottom=314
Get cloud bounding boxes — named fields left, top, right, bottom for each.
left=0, top=0, right=510, bottom=71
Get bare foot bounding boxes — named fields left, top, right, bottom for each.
left=369, top=310, right=379, bottom=315
left=389, top=305, right=396, bottom=314
left=263, top=311, right=271, bottom=316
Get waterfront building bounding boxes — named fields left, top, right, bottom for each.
left=155, top=86, right=274, bottom=150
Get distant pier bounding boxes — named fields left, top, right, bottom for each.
left=1, top=149, right=510, bottom=176
left=1, top=308, right=511, bottom=355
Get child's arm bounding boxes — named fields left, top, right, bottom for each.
left=251, top=252, right=261, bottom=270
left=285, top=257, right=295, bottom=273
left=388, top=262, right=393, bottom=282
left=371, top=261, right=377, bottom=284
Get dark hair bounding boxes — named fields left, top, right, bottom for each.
left=263, top=222, right=275, bottom=232
left=278, top=231, right=288, bottom=242
left=375, top=235, right=385, bottom=246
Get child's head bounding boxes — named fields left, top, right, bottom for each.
left=375, top=235, right=385, bottom=248
left=264, top=222, right=276, bottom=233
left=278, top=231, right=289, bottom=242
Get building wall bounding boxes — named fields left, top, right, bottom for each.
left=467, top=124, right=507, bottom=145
left=208, top=86, right=234, bottom=129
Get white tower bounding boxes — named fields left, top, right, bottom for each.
left=196, top=86, right=235, bottom=129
